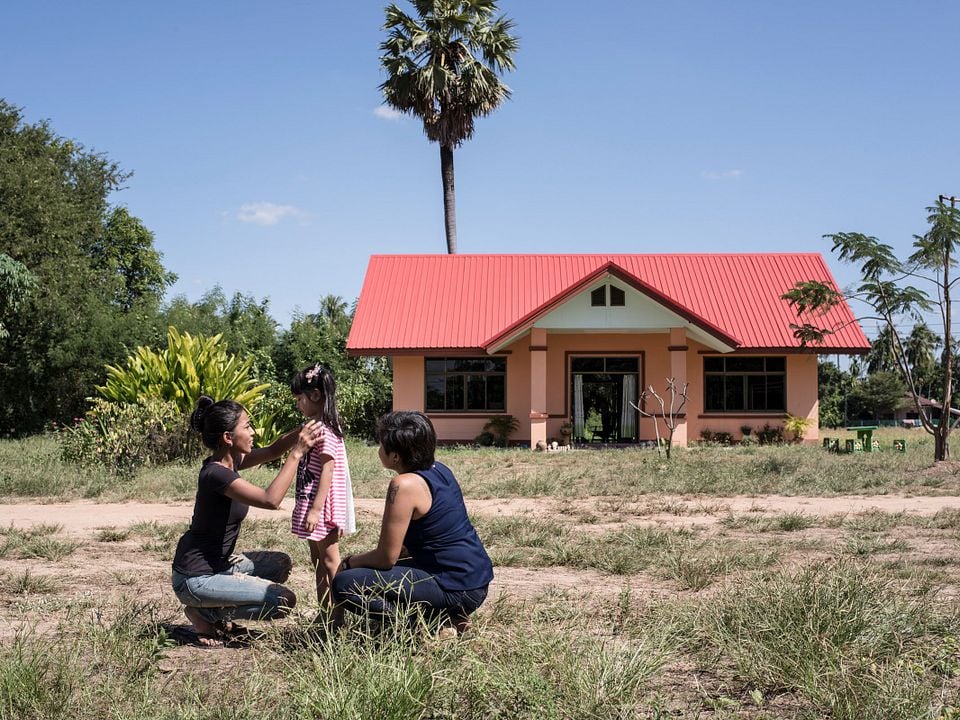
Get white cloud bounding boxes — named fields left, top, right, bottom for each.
left=701, top=169, right=744, bottom=181
left=373, top=105, right=404, bottom=120
left=237, top=202, right=306, bottom=226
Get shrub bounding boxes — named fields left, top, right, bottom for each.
left=474, top=430, right=496, bottom=447
left=59, top=398, right=196, bottom=475
left=97, top=326, right=269, bottom=413
left=784, top=413, right=812, bottom=442
left=699, top=430, right=734, bottom=445
left=482, top=415, right=519, bottom=447
left=337, top=373, right=391, bottom=440
left=755, top=423, right=784, bottom=445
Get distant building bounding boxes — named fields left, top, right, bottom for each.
left=895, top=394, right=960, bottom=428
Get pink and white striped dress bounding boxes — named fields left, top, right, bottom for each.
left=291, top=423, right=356, bottom=540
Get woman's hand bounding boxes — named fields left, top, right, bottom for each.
left=304, top=507, right=322, bottom=533
left=295, top=420, right=322, bottom=455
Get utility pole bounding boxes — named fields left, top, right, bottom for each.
left=935, top=194, right=958, bottom=457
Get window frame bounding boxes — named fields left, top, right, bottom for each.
left=424, top=356, right=508, bottom=413
left=590, top=284, right=627, bottom=308
left=702, top=356, right=786, bottom=413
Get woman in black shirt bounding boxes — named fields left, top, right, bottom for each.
left=172, top=396, right=320, bottom=646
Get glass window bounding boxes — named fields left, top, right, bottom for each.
left=703, top=356, right=786, bottom=412
left=571, top=357, right=605, bottom=373
left=605, top=357, right=639, bottom=372
left=425, top=357, right=507, bottom=412
left=571, top=357, right=639, bottom=373
left=610, top=286, right=626, bottom=306
left=591, top=287, right=606, bottom=306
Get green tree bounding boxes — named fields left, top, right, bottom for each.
left=273, top=295, right=355, bottom=383
left=866, top=325, right=897, bottom=375
left=0, top=253, right=37, bottom=339
left=0, top=100, right=172, bottom=433
left=160, top=287, right=277, bottom=377
left=783, top=199, right=960, bottom=460
left=818, top=359, right=853, bottom=429
left=848, top=371, right=906, bottom=422
left=380, top=0, right=519, bottom=253
left=905, top=322, right=940, bottom=397
left=94, top=207, right=175, bottom=312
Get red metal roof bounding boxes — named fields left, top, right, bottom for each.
left=347, top=254, right=870, bottom=354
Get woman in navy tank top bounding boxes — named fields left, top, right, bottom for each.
left=330, top=411, right=493, bottom=634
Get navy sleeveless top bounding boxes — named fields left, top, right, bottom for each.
left=404, top=462, right=494, bottom=592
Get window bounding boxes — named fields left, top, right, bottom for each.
left=704, top=356, right=785, bottom=412
left=425, top=357, right=506, bottom=412
left=590, top=285, right=626, bottom=307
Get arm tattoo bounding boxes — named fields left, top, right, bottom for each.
left=387, top=484, right=399, bottom=505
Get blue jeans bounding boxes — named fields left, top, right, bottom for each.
left=171, top=551, right=294, bottom=625
left=331, top=565, right=488, bottom=625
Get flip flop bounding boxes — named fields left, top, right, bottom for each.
left=161, top=624, right=223, bottom=649
left=223, top=622, right=254, bottom=638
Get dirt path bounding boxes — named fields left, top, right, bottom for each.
left=2, top=493, right=960, bottom=534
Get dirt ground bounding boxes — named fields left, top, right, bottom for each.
left=3, top=492, right=960, bottom=647
left=0, top=495, right=960, bottom=650
left=0, top=494, right=960, bottom=717
left=5, top=493, right=960, bottom=534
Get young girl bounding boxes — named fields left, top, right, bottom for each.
left=290, top=363, right=356, bottom=615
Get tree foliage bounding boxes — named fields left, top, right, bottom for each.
left=0, top=100, right=174, bottom=433
left=818, top=360, right=850, bottom=429
left=0, top=253, right=37, bottom=339
left=0, top=101, right=393, bottom=441
left=784, top=201, right=960, bottom=460
left=380, top=0, right=518, bottom=253
left=272, top=295, right=391, bottom=438
left=848, top=371, right=906, bottom=421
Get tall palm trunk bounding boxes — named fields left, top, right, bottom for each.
left=440, top=144, right=457, bottom=254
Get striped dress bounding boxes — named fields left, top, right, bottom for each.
left=291, top=423, right=356, bottom=540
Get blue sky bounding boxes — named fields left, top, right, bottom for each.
left=5, top=1, right=960, bottom=339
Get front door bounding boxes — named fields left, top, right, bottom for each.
left=569, top=356, right=640, bottom=443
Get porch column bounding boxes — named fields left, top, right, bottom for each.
left=668, top=328, right=689, bottom=447
left=529, top=327, right=548, bottom=449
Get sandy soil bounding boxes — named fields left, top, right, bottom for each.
left=3, top=492, right=960, bottom=647
left=2, top=493, right=959, bottom=534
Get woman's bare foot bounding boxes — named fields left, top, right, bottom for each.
left=184, top=606, right=224, bottom=647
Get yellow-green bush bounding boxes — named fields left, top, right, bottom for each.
left=97, top=327, right=269, bottom=412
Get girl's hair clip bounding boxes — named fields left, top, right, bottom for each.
left=305, top=363, right=321, bottom=383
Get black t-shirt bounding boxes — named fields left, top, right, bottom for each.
left=172, top=458, right=249, bottom=576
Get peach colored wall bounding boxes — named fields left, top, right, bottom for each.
left=389, top=337, right=822, bottom=445
left=392, top=356, right=424, bottom=410
left=686, top=350, right=820, bottom=443
left=504, top=331, right=671, bottom=442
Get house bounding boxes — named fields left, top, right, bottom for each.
left=347, top=254, right=870, bottom=447
left=894, top=394, right=960, bottom=428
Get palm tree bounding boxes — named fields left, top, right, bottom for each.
left=905, top=322, right=941, bottom=397
left=866, top=325, right=898, bottom=374
left=380, top=0, right=519, bottom=254
left=317, top=294, right=350, bottom=335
